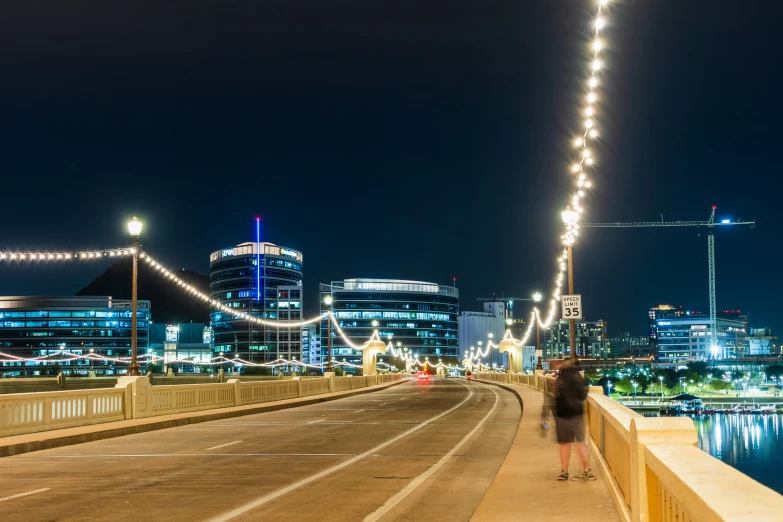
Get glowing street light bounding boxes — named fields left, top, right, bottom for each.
left=127, top=217, right=142, bottom=376
left=562, top=207, right=578, bottom=366
left=324, top=295, right=333, bottom=373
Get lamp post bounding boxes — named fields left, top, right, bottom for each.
left=127, top=217, right=142, bottom=376
left=561, top=206, right=579, bottom=367
left=324, top=295, right=333, bottom=373
left=632, top=381, right=638, bottom=399
left=659, top=376, right=664, bottom=401
left=533, top=292, right=543, bottom=370
left=607, top=381, right=612, bottom=396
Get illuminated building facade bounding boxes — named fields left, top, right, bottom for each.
left=209, top=242, right=303, bottom=362
left=0, top=296, right=150, bottom=373
left=320, top=279, right=459, bottom=365
left=649, top=305, right=748, bottom=363
left=544, top=319, right=608, bottom=359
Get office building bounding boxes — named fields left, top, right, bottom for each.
left=459, top=302, right=506, bottom=367
left=747, top=328, right=778, bottom=356
left=209, top=242, right=303, bottom=362
left=149, top=322, right=212, bottom=370
left=301, top=324, right=321, bottom=366
left=544, top=319, right=608, bottom=359
left=608, top=333, right=651, bottom=358
left=0, top=296, right=150, bottom=373
left=651, top=308, right=747, bottom=363
left=320, top=279, right=459, bottom=366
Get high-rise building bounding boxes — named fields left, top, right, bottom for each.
left=649, top=305, right=748, bottom=363
left=209, top=242, right=303, bottom=362
left=320, top=279, right=459, bottom=366
left=459, top=302, right=506, bottom=367
left=608, top=333, right=651, bottom=358
left=544, top=319, right=608, bottom=359
left=0, top=296, right=150, bottom=373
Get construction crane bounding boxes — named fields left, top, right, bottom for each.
left=582, top=206, right=754, bottom=354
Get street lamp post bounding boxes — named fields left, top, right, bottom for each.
left=533, top=292, right=543, bottom=370
left=659, top=376, right=664, bottom=401
left=562, top=207, right=579, bottom=367
left=324, top=295, right=333, bottom=373
left=633, top=382, right=638, bottom=399
left=127, top=217, right=142, bottom=376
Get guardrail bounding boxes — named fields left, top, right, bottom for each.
left=0, top=373, right=406, bottom=438
left=474, top=370, right=783, bottom=522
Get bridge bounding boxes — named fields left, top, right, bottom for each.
left=2, top=370, right=783, bottom=521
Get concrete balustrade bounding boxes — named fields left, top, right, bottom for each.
left=0, top=387, right=129, bottom=437
left=475, top=371, right=783, bottom=522
left=0, top=372, right=405, bottom=438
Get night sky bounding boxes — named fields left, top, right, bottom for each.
left=2, top=1, right=781, bottom=337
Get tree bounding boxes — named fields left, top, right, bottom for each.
left=706, top=379, right=731, bottom=394
left=686, top=361, right=709, bottom=379
left=612, top=377, right=636, bottom=396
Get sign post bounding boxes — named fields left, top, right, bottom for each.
left=561, top=295, right=582, bottom=320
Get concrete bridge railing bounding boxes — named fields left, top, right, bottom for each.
left=0, top=372, right=406, bottom=437
left=474, top=371, right=783, bottom=522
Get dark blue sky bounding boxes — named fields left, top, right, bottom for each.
left=1, top=1, right=781, bottom=336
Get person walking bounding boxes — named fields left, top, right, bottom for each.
left=542, top=360, right=596, bottom=481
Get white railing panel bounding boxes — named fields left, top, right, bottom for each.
left=0, top=388, right=126, bottom=437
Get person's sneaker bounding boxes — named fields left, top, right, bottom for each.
left=557, top=470, right=569, bottom=481
left=575, top=469, right=597, bottom=481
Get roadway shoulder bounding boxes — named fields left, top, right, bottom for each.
left=0, top=380, right=409, bottom=458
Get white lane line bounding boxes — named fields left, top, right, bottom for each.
left=307, top=419, right=325, bottom=424
left=0, top=488, right=50, bottom=503
left=50, top=453, right=356, bottom=458
left=207, top=441, right=242, bottom=451
left=353, top=409, right=365, bottom=413
left=363, top=382, right=499, bottom=522
left=208, top=381, right=473, bottom=522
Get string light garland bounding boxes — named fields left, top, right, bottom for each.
left=0, top=248, right=134, bottom=262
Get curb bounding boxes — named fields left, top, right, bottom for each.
left=0, top=380, right=408, bottom=458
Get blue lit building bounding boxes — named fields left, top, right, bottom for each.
left=0, top=296, right=150, bottom=373
left=649, top=304, right=748, bottom=363
left=209, top=242, right=303, bottom=362
left=319, top=279, right=459, bottom=365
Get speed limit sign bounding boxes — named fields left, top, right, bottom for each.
left=561, top=295, right=582, bottom=319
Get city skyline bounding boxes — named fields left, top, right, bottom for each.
left=2, top=1, right=781, bottom=337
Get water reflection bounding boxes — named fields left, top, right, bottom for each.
left=695, top=414, right=783, bottom=494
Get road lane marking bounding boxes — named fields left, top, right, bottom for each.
left=50, top=453, right=356, bottom=458
left=307, top=419, right=325, bottom=424
left=0, top=488, right=50, bottom=503
left=353, top=409, right=365, bottom=413
left=363, top=382, right=500, bottom=522
left=207, top=381, right=474, bottom=522
left=207, top=441, right=242, bottom=451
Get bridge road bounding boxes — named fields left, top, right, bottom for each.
left=0, top=379, right=520, bottom=522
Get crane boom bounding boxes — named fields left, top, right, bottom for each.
left=582, top=207, right=754, bottom=359
left=581, top=219, right=755, bottom=228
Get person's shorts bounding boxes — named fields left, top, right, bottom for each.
left=554, top=415, right=585, bottom=444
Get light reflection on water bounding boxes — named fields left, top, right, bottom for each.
left=694, top=414, right=783, bottom=494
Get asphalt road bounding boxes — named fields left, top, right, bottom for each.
left=0, top=378, right=520, bottom=522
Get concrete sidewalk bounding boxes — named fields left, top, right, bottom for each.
left=470, top=380, right=620, bottom=522
left=0, top=379, right=407, bottom=458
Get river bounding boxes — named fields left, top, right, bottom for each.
left=694, top=413, right=783, bottom=494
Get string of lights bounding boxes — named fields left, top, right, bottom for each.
left=0, top=248, right=134, bottom=262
